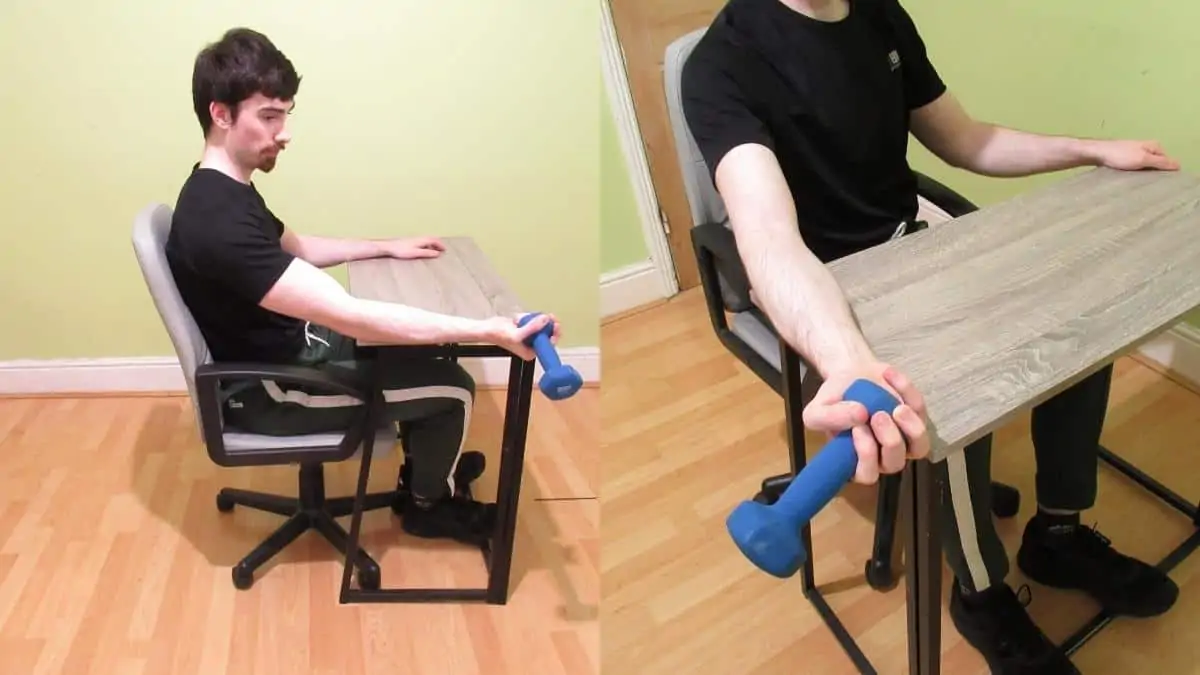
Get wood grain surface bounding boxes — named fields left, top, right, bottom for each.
left=347, top=237, right=525, bottom=346
left=827, top=167, right=1200, bottom=462
left=0, top=389, right=597, bottom=675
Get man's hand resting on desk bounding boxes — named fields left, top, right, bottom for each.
left=804, top=363, right=930, bottom=486
left=482, top=313, right=560, bottom=361
left=380, top=237, right=447, bottom=260
left=1088, top=139, right=1180, bottom=172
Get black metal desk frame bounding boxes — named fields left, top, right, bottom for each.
left=335, top=343, right=536, bottom=605
left=778, top=342, right=1200, bottom=673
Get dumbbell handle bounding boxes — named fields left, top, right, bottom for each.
left=517, top=312, right=555, bottom=358
left=771, top=379, right=900, bottom=522
left=529, top=329, right=562, bottom=370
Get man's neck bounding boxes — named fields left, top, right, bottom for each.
left=776, top=0, right=849, bottom=22
left=199, top=145, right=253, bottom=184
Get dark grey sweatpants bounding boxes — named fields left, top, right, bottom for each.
left=939, top=364, right=1113, bottom=592
left=221, top=323, right=476, bottom=501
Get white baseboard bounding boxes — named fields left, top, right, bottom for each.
left=1134, top=322, right=1200, bottom=388
left=601, top=260, right=670, bottom=318
left=0, top=348, right=599, bottom=396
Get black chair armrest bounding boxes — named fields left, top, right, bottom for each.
left=691, top=220, right=754, bottom=313
left=914, top=171, right=979, bottom=217
left=195, top=362, right=370, bottom=399
left=194, top=362, right=379, bottom=467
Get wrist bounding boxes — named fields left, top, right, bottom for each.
left=472, top=317, right=503, bottom=343
left=1072, top=137, right=1106, bottom=166
left=816, top=339, right=877, bottom=379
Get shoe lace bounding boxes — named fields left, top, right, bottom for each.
left=993, top=584, right=1056, bottom=664
left=1074, top=522, right=1142, bottom=577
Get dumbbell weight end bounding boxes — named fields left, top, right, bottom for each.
left=726, top=379, right=900, bottom=577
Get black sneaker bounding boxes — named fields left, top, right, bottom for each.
left=1016, top=516, right=1178, bottom=617
left=400, top=493, right=497, bottom=547
left=949, top=581, right=1079, bottom=674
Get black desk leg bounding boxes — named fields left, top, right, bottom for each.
left=903, top=458, right=942, bottom=675
left=336, top=348, right=536, bottom=605
left=486, top=355, right=536, bottom=604
left=339, top=389, right=383, bottom=603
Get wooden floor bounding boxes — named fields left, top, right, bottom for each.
left=601, top=289, right=1200, bottom=675
left=0, top=387, right=598, bottom=675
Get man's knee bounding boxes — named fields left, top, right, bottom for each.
left=442, top=361, right=476, bottom=400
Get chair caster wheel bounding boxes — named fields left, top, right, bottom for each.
left=752, top=490, right=775, bottom=506
left=865, top=559, right=897, bottom=591
left=232, top=564, right=254, bottom=590
left=216, top=492, right=235, bottom=513
left=991, top=484, right=1020, bottom=519
left=357, top=564, right=381, bottom=591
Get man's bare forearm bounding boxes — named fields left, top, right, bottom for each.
left=260, top=259, right=494, bottom=345
left=956, top=122, right=1100, bottom=178
left=294, top=234, right=388, bottom=268
left=336, top=298, right=494, bottom=345
left=735, top=225, right=876, bottom=377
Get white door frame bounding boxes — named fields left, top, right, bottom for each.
left=600, top=0, right=680, bottom=303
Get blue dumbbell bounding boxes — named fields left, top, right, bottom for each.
left=726, top=379, right=900, bottom=578
left=518, top=312, right=582, bottom=400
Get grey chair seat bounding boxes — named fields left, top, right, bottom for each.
left=223, top=425, right=396, bottom=454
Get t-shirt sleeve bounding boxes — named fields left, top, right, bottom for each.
left=189, top=211, right=296, bottom=303
left=681, top=50, right=776, bottom=181
left=886, top=0, right=947, bottom=109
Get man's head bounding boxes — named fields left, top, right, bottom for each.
left=192, top=28, right=301, bottom=175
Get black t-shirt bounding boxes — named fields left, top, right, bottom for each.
left=165, top=166, right=304, bottom=363
left=681, top=0, right=947, bottom=262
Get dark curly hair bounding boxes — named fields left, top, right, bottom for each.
left=191, top=28, right=301, bottom=137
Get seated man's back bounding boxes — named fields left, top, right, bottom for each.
left=167, top=165, right=304, bottom=364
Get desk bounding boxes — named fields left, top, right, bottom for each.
left=810, top=167, right=1200, bottom=673
left=340, top=236, right=535, bottom=605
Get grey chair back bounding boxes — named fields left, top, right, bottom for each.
left=664, top=28, right=728, bottom=231
left=131, top=203, right=209, bottom=433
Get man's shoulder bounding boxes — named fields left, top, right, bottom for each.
left=171, top=170, right=260, bottom=239
left=682, top=6, right=778, bottom=98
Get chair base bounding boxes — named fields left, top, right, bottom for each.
left=216, top=462, right=400, bottom=591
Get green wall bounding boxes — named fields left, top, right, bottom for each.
left=0, top=0, right=599, bottom=360
left=601, top=91, right=650, bottom=273
left=901, top=0, right=1200, bottom=325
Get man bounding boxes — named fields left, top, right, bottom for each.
left=166, top=27, right=560, bottom=547
left=682, top=0, right=1179, bottom=672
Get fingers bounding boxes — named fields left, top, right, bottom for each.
left=882, top=367, right=924, bottom=417
left=1151, top=153, right=1181, bottom=171
left=515, top=313, right=552, bottom=340
left=851, top=425, right=880, bottom=485
left=802, top=400, right=868, bottom=434
left=871, top=411, right=907, bottom=474
left=896, top=406, right=931, bottom=459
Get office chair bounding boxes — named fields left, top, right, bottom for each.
left=132, top=202, right=401, bottom=592
left=662, top=28, right=1021, bottom=590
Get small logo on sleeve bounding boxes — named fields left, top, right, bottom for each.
left=888, top=50, right=901, bottom=71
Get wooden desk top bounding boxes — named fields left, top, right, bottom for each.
left=346, top=236, right=525, bottom=347
left=828, top=167, right=1200, bottom=462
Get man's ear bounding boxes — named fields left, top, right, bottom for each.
left=209, top=101, right=234, bottom=130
